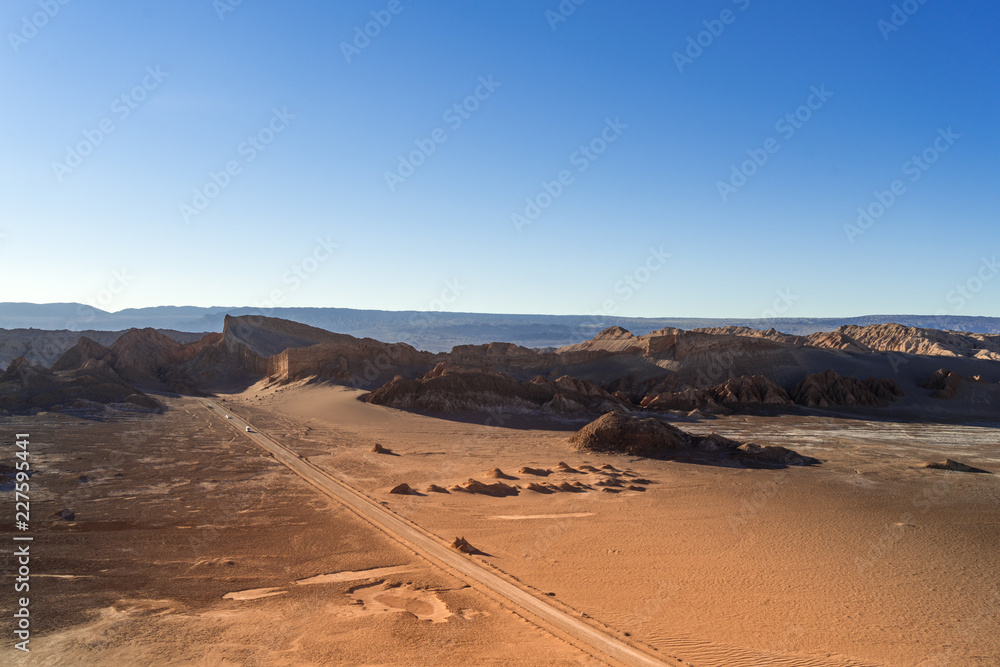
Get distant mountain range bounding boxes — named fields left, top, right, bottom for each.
left=1, top=302, right=999, bottom=353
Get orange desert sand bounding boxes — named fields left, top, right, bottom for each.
left=2, top=377, right=997, bottom=665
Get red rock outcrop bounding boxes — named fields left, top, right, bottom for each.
left=641, top=375, right=793, bottom=413
left=790, top=370, right=903, bottom=407
left=711, top=375, right=794, bottom=408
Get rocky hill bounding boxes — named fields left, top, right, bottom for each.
left=363, top=362, right=627, bottom=416
left=0, top=327, right=205, bottom=371
left=789, top=370, right=903, bottom=408
left=0, top=355, right=162, bottom=416
left=641, top=375, right=794, bottom=413
left=831, top=324, right=1000, bottom=360
left=569, top=412, right=816, bottom=466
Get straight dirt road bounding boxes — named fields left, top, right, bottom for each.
left=200, top=397, right=673, bottom=667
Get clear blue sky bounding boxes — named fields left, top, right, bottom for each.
left=1, top=0, right=997, bottom=319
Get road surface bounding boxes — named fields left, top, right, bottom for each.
left=201, top=397, right=674, bottom=667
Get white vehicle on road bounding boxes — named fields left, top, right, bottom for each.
left=245, top=426, right=251, bottom=432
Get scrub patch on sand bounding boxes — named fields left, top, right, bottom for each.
left=295, top=565, right=420, bottom=585
left=350, top=582, right=453, bottom=623
left=222, top=587, right=287, bottom=601
left=491, top=513, right=594, bottom=520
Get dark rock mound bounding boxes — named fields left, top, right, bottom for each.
left=923, top=459, right=990, bottom=473
left=50, top=337, right=112, bottom=371
left=425, top=484, right=450, bottom=493
left=570, top=412, right=816, bottom=467
left=712, top=375, right=794, bottom=408
left=452, top=537, right=482, bottom=554
left=569, top=412, right=690, bottom=457
left=642, top=375, right=793, bottom=413
left=519, top=467, right=551, bottom=476
left=363, top=363, right=628, bottom=416
left=736, top=442, right=814, bottom=466
left=119, top=394, right=165, bottom=412
left=388, top=483, right=419, bottom=495
left=0, top=355, right=162, bottom=415
left=790, top=370, right=903, bottom=408
left=557, top=482, right=585, bottom=492
left=459, top=479, right=519, bottom=497
left=526, top=482, right=555, bottom=494
left=919, top=369, right=963, bottom=400
left=642, top=388, right=724, bottom=413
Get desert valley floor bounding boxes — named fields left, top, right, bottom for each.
left=2, top=379, right=997, bottom=666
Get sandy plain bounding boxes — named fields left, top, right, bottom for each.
left=226, top=379, right=1000, bottom=666
left=0, top=399, right=593, bottom=666
left=1, top=378, right=997, bottom=665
